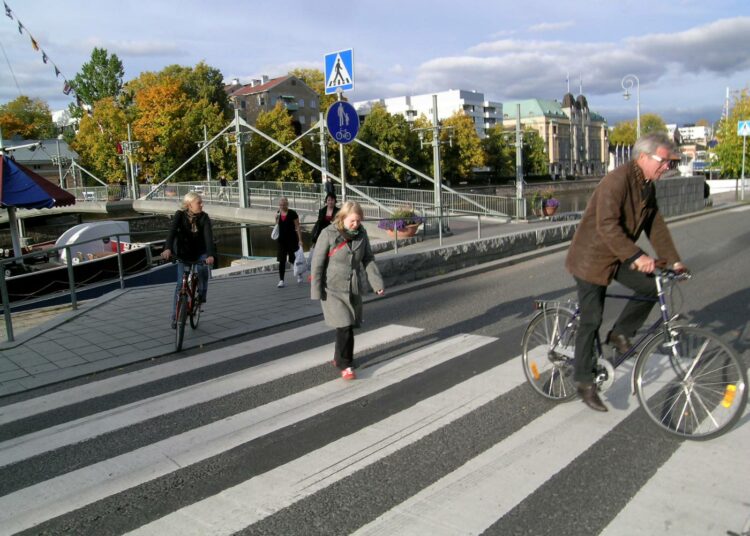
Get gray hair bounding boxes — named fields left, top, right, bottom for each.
left=181, top=191, right=202, bottom=210
left=632, top=132, right=678, bottom=160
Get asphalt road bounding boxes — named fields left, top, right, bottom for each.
left=1, top=205, right=749, bottom=536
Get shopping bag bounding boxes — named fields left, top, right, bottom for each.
left=293, top=246, right=307, bottom=277
left=271, top=224, right=279, bottom=240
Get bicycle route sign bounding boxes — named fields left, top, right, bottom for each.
left=326, top=101, right=360, bottom=144
left=324, top=49, right=354, bottom=95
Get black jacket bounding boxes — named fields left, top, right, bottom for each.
left=166, top=210, right=216, bottom=263
left=312, top=206, right=339, bottom=244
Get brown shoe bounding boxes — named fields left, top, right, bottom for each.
left=577, top=383, right=608, bottom=412
left=606, top=332, right=632, bottom=354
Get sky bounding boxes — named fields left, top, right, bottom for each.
left=1, top=0, right=749, bottom=128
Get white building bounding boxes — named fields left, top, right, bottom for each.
left=352, top=89, right=502, bottom=138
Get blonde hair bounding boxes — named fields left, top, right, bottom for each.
left=334, top=201, right=364, bottom=231
left=182, top=191, right=202, bottom=210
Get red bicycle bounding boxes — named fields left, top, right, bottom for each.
left=173, top=260, right=207, bottom=351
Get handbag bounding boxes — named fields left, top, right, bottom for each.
left=271, top=223, right=279, bottom=240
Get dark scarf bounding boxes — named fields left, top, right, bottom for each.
left=186, top=210, right=200, bottom=234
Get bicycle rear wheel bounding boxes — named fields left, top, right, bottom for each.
left=521, top=307, right=578, bottom=400
left=189, top=296, right=201, bottom=329
left=635, top=325, right=748, bottom=440
left=175, top=294, right=188, bottom=352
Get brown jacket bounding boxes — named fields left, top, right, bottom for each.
left=565, top=161, right=680, bottom=286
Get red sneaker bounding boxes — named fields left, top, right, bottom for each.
left=341, top=367, right=356, bottom=380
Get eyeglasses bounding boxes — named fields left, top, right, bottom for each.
left=649, top=153, right=678, bottom=169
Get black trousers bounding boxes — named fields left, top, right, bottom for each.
left=334, top=326, right=355, bottom=369
left=573, top=265, right=657, bottom=383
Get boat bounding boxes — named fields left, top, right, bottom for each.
left=2, top=220, right=176, bottom=311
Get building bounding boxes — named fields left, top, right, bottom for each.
left=1, top=137, right=79, bottom=186
left=225, top=75, right=320, bottom=134
left=501, top=94, right=609, bottom=177
left=352, top=89, right=503, bottom=139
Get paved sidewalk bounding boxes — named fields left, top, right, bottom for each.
left=0, top=194, right=739, bottom=398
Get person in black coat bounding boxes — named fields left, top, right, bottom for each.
left=161, top=192, right=215, bottom=325
left=311, top=193, right=339, bottom=246
left=275, top=196, right=303, bottom=287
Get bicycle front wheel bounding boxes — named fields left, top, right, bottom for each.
left=635, top=325, right=748, bottom=440
left=175, top=294, right=188, bottom=352
left=190, top=296, right=201, bottom=329
left=521, top=307, right=578, bottom=400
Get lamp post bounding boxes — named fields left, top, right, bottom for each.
left=621, top=74, right=641, bottom=139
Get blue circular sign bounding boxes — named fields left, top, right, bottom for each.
left=326, top=101, right=360, bottom=144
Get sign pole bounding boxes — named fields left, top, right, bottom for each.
left=337, top=89, right=347, bottom=202
left=742, top=134, right=746, bottom=201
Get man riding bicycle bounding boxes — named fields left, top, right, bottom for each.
left=565, top=132, right=688, bottom=412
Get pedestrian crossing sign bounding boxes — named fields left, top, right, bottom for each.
left=324, top=49, right=354, bottom=95
left=738, top=120, right=750, bottom=137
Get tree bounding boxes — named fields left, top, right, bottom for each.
left=522, top=128, right=548, bottom=176
left=70, top=48, right=124, bottom=114
left=0, top=95, right=56, bottom=139
left=482, top=125, right=515, bottom=179
left=247, top=103, right=311, bottom=183
left=440, top=112, right=485, bottom=184
left=71, top=97, right=129, bottom=183
left=715, top=88, right=750, bottom=178
left=640, top=113, right=667, bottom=136
left=610, top=113, right=667, bottom=146
left=350, top=104, right=424, bottom=186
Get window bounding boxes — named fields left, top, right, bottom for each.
left=299, top=115, right=306, bottom=125
left=299, top=98, right=305, bottom=108
left=310, top=99, right=317, bottom=109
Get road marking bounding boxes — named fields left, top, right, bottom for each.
left=0, top=333, right=492, bottom=535
left=0, top=325, right=422, bottom=467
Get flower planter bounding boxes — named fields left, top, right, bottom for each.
left=386, top=223, right=419, bottom=239
left=543, top=205, right=558, bottom=216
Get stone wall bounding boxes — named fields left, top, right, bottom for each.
left=655, top=175, right=705, bottom=217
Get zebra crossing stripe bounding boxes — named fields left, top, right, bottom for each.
left=0, top=324, right=423, bottom=467
left=126, top=337, right=516, bottom=535
left=600, top=407, right=750, bottom=536
left=0, top=321, right=334, bottom=425
left=0, top=333, right=493, bottom=535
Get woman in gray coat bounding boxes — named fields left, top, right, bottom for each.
left=310, top=201, right=385, bottom=380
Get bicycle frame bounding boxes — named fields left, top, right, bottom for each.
left=546, top=272, right=683, bottom=393
left=175, top=262, right=202, bottom=318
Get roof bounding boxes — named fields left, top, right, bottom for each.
left=501, top=99, right=568, bottom=119
left=0, top=138, right=79, bottom=163
left=229, top=76, right=290, bottom=97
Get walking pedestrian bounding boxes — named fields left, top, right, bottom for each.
left=161, top=192, right=215, bottom=328
left=310, top=201, right=385, bottom=380
left=275, top=196, right=303, bottom=287
left=311, top=193, right=339, bottom=246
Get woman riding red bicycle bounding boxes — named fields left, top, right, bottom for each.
left=161, top=192, right=215, bottom=328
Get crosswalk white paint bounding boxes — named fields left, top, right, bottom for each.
left=0, top=332, right=491, bottom=534
left=1, top=322, right=748, bottom=536
left=0, top=324, right=422, bottom=467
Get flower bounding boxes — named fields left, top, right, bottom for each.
left=377, top=206, right=424, bottom=231
left=543, top=197, right=560, bottom=208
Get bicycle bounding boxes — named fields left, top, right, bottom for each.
left=521, top=268, right=748, bottom=440
left=173, top=259, right=208, bottom=352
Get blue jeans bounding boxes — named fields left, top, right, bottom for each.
left=172, top=255, right=210, bottom=320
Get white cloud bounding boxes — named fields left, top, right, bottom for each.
left=528, top=20, right=575, bottom=32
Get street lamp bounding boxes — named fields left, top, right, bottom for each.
left=621, top=74, right=641, bottom=140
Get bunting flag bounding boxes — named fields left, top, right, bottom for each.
left=4, top=1, right=81, bottom=102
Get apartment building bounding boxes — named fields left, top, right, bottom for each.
left=352, top=89, right=503, bottom=139
left=226, top=75, right=319, bottom=134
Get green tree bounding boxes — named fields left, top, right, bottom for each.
left=71, top=97, right=128, bottom=183
left=70, top=48, right=124, bottom=114
left=0, top=95, right=56, bottom=139
left=715, top=88, right=750, bottom=178
left=641, top=113, right=667, bottom=136
left=522, top=128, right=548, bottom=175
left=247, top=103, right=311, bottom=183
left=482, top=125, right=515, bottom=179
left=440, top=112, right=485, bottom=184
left=350, top=104, right=424, bottom=186
left=610, top=114, right=667, bottom=146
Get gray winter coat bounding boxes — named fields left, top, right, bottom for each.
left=310, top=225, right=384, bottom=328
